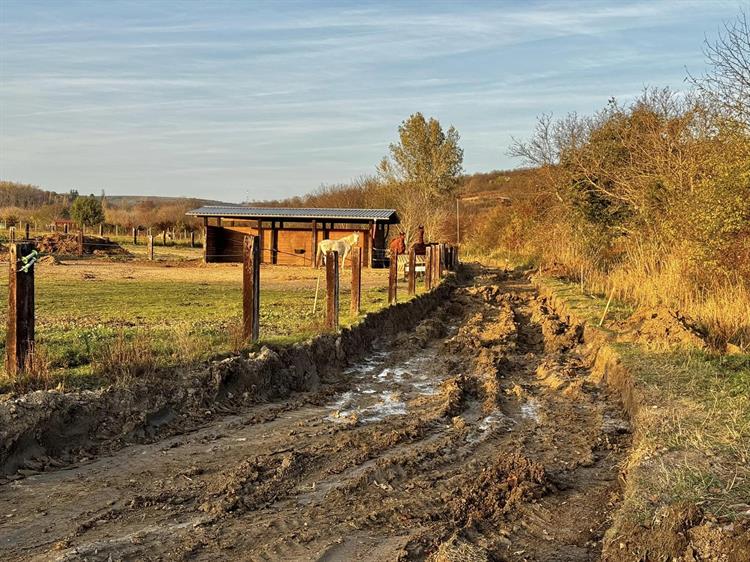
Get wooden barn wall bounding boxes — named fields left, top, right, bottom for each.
left=207, top=224, right=370, bottom=266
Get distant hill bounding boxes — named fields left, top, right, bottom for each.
left=104, top=195, right=233, bottom=207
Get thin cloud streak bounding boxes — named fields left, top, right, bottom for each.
left=0, top=0, right=738, bottom=200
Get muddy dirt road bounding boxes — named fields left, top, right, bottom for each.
left=0, top=268, right=629, bottom=561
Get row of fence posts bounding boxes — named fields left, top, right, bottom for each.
left=3, top=223, right=200, bottom=250
left=5, top=236, right=459, bottom=377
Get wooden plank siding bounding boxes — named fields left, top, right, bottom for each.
left=205, top=223, right=370, bottom=266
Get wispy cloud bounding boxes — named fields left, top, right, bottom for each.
left=0, top=0, right=737, bottom=199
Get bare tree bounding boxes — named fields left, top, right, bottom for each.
left=691, top=9, right=750, bottom=125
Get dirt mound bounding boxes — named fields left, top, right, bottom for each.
left=35, top=233, right=130, bottom=256
left=624, top=306, right=708, bottom=350
left=448, top=453, right=547, bottom=527
left=605, top=503, right=750, bottom=561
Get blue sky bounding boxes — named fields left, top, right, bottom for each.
left=0, top=0, right=744, bottom=202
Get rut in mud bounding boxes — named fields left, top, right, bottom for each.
left=0, top=268, right=630, bottom=561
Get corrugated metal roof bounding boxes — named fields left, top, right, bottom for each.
left=186, top=206, right=399, bottom=222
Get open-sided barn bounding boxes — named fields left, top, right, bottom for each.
left=186, top=206, right=400, bottom=267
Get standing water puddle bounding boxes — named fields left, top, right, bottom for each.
left=326, top=330, right=458, bottom=424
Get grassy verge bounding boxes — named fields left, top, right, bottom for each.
left=537, top=275, right=750, bottom=524
left=0, top=260, right=418, bottom=391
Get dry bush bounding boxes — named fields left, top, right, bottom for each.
left=227, top=320, right=247, bottom=354
left=12, top=343, right=53, bottom=392
left=92, top=332, right=157, bottom=385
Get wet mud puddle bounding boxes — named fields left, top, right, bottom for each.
left=325, top=326, right=460, bottom=425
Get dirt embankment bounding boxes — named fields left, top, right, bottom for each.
left=0, top=277, right=455, bottom=479
left=534, top=278, right=750, bottom=562
left=0, top=267, right=634, bottom=561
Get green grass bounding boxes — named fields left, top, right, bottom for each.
left=540, top=274, right=750, bottom=522
left=0, top=261, right=413, bottom=391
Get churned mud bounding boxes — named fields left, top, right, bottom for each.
left=0, top=267, right=630, bottom=561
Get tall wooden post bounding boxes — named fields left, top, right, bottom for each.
left=311, top=220, right=318, bottom=268
left=439, top=243, right=446, bottom=277
left=388, top=249, right=398, bottom=304
left=350, top=246, right=361, bottom=315
left=407, top=247, right=416, bottom=296
left=243, top=235, right=261, bottom=342
left=256, top=220, right=264, bottom=264
left=425, top=246, right=433, bottom=290
left=147, top=235, right=154, bottom=260
left=6, top=243, right=35, bottom=378
left=271, top=222, right=278, bottom=265
left=78, top=230, right=84, bottom=256
left=190, top=230, right=196, bottom=248
left=432, top=244, right=440, bottom=283
left=132, top=227, right=137, bottom=245
left=24, top=223, right=30, bottom=240
left=325, top=250, right=339, bottom=331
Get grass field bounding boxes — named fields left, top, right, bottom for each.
left=0, top=242, right=415, bottom=390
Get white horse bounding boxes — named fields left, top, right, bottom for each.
left=316, top=232, right=360, bottom=270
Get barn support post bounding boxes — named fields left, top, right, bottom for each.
left=388, top=249, right=398, bottom=304
left=243, top=235, right=261, bottom=342
left=350, top=246, right=361, bottom=316
left=325, top=250, right=339, bottom=331
left=363, top=226, right=370, bottom=268
left=271, top=221, right=278, bottom=265
left=78, top=229, right=84, bottom=257
left=256, top=220, right=264, bottom=264
left=147, top=235, right=154, bottom=261
left=6, top=242, right=35, bottom=378
left=311, top=220, right=318, bottom=268
left=424, top=246, right=433, bottom=290
left=407, top=247, right=416, bottom=296
left=25, top=223, right=30, bottom=240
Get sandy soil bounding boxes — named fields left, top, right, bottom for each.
left=0, top=268, right=629, bottom=561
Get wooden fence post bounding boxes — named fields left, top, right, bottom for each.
left=132, top=227, right=137, bottom=245
left=350, top=246, right=361, bottom=316
left=432, top=244, right=441, bottom=282
left=425, top=245, right=433, bottom=290
left=9, top=227, right=15, bottom=242
left=388, top=249, right=398, bottom=304
left=98, top=223, right=103, bottom=236
left=63, top=223, right=69, bottom=234
left=190, top=231, right=196, bottom=248
left=325, top=250, right=339, bottom=331
left=25, top=223, right=30, bottom=240
left=6, top=242, right=35, bottom=378
left=78, top=229, right=84, bottom=256
left=439, top=243, right=446, bottom=277
left=243, top=235, right=260, bottom=342
left=407, top=247, right=416, bottom=296
left=147, top=235, right=154, bottom=260
left=162, top=230, right=167, bottom=246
